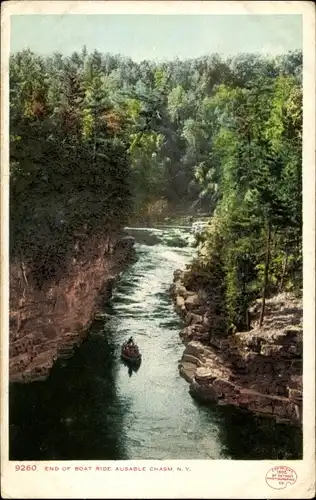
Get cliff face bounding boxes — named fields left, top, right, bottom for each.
left=9, top=233, right=135, bottom=383
left=170, top=269, right=302, bottom=426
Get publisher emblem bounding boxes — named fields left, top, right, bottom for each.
left=266, top=466, right=297, bottom=489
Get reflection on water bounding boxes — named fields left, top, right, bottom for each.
left=10, top=326, right=129, bottom=460
left=9, top=226, right=302, bottom=460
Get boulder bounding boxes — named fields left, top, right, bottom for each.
left=183, top=342, right=205, bottom=358
left=195, top=366, right=217, bottom=384
left=185, top=294, right=201, bottom=311
left=186, top=312, right=203, bottom=325
left=194, top=332, right=211, bottom=343
left=179, top=362, right=197, bottom=383
left=173, top=269, right=184, bottom=281
left=180, top=324, right=206, bottom=342
left=209, top=336, right=222, bottom=349
left=175, top=295, right=186, bottom=315
left=189, top=381, right=217, bottom=402
left=180, top=327, right=195, bottom=342
left=212, top=378, right=238, bottom=397
left=181, top=353, right=201, bottom=366
left=175, top=285, right=188, bottom=297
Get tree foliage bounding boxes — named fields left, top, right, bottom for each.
left=10, top=48, right=302, bottom=306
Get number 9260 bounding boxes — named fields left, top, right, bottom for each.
left=15, top=464, right=37, bottom=471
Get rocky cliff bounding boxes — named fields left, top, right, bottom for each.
left=9, top=232, right=135, bottom=383
left=170, top=269, right=302, bottom=426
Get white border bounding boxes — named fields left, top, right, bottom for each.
left=1, top=2, right=315, bottom=499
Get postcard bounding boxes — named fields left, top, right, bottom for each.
left=1, top=1, right=315, bottom=498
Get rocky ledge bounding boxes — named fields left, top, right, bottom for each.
left=9, top=233, right=136, bottom=383
left=170, top=269, right=302, bottom=426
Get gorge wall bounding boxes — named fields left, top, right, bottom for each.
left=9, top=232, right=135, bottom=383
left=170, top=269, right=303, bottom=427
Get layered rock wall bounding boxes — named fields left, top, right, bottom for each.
left=171, top=269, right=303, bottom=426
left=9, top=233, right=135, bottom=383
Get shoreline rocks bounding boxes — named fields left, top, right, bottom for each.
left=171, top=269, right=303, bottom=427
left=9, top=232, right=136, bottom=384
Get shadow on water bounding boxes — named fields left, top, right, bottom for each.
left=9, top=324, right=129, bottom=460
left=121, top=359, right=141, bottom=378
left=190, top=399, right=302, bottom=460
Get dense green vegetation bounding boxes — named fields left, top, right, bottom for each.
left=10, top=48, right=302, bottom=321
left=182, top=53, right=302, bottom=332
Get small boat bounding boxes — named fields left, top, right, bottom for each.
left=121, top=341, right=142, bottom=364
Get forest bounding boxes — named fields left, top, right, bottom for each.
left=9, top=48, right=302, bottom=330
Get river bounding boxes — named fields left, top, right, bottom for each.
left=9, top=226, right=302, bottom=460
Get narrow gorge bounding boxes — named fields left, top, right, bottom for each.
left=8, top=44, right=303, bottom=463
left=10, top=227, right=302, bottom=461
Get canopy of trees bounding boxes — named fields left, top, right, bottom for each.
left=10, top=48, right=302, bottom=311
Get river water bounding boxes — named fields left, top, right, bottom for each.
left=9, top=226, right=302, bottom=460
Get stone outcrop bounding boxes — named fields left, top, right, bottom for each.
left=9, top=232, right=135, bottom=383
left=171, top=269, right=302, bottom=426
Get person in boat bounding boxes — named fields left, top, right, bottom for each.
left=124, top=337, right=140, bottom=357
left=123, top=337, right=135, bottom=356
